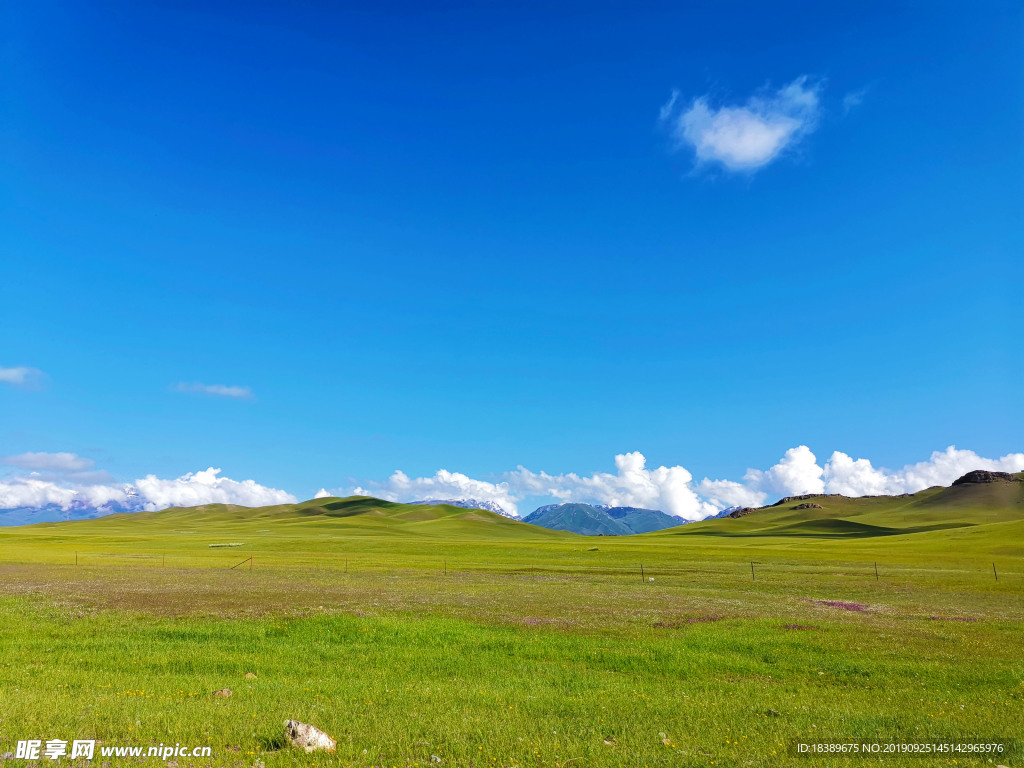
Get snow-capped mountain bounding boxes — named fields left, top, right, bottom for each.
left=0, top=491, right=147, bottom=527
left=709, top=505, right=743, bottom=519
left=405, top=498, right=519, bottom=519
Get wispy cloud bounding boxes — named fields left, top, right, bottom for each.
left=174, top=382, right=254, bottom=400
left=3, top=452, right=95, bottom=473
left=660, top=76, right=823, bottom=172
left=0, top=366, right=45, bottom=389
left=842, top=87, right=868, bottom=114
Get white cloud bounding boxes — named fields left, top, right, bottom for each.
left=743, top=445, right=826, bottom=497
left=822, top=451, right=895, bottom=496
left=3, top=452, right=95, bottom=473
left=0, top=465, right=295, bottom=513
left=350, top=452, right=721, bottom=521
left=354, top=469, right=520, bottom=516
left=133, top=468, right=295, bottom=509
left=842, top=88, right=867, bottom=113
left=661, top=76, right=822, bottom=172
left=696, top=478, right=767, bottom=510
left=0, top=366, right=44, bottom=389
left=823, top=446, right=1024, bottom=496
left=314, top=488, right=332, bottom=499
left=174, top=382, right=254, bottom=400
left=509, top=452, right=719, bottom=521
left=0, top=476, right=83, bottom=509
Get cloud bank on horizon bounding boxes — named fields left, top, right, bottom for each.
left=1, top=446, right=1022, bottom=520
left=0, top=453, right=295, bottom=513
left=661, top=76, right=823, bottom=172
left=349, top=445, right=1024, bottom=518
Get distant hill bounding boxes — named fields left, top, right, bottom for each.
left=405, top=499, right=518, bottom=519
left=16, top=496, right=572, bottom=540
left=5, top=471, right=1022, bottom=544
left=523, top=503, right=684, bottom=535
left=665, top=470, right=1024, bottom=539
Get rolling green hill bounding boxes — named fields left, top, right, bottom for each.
left=77, top=495, right=572, bottom=540
left=669, top=471, right=1024, bottom=539
left=2, top=472, right=1023, bottom=573
left=1, top=475, right=1022, bottom=768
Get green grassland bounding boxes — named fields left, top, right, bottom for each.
left=0, top=481, right=1022, bottom=767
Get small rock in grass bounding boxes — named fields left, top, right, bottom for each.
left=283, top=719, right=336, bottom=753
left=430, top=755, right=442, bottom=763
left=244, top=672, right=257, bottom=679
left=213, top=688, right=233, bottom=698
left=602, top=738, right=616, bottom=746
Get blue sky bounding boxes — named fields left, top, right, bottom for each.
left=2, top=1, right=1021, bottom=517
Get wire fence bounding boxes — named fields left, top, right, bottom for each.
left=18, top=548, right=1015, bottom=588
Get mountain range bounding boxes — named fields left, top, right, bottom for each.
left=523, top=503, right=684, bottom=535
left=3, top=471, right=1021, bottom=535
left=0, top=491, right=145, bottom=527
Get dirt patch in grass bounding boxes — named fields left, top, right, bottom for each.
left=520, top=616, right=578, bottom=627
left=653, top=616, right=722, bottom=628
left=783, top=623, right=817, bottom=630
left=815, top=600, right=869, bottom=612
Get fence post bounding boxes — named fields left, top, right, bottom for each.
left=993, top=563, right=998, bottom=581
left=640, top=564, right=645, bottom=583
left=874, top=562, right=878, bottom=581
left=750, top=562, right=755, bottom=581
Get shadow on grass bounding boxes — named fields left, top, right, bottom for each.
left=257, top=735, right=286, bottom=752
left=674, top=518, right=972, bottom=539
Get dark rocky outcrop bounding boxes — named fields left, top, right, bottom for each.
left=728, top=507, right=757, bottom=518
left=769, top=493, right=843, bottom=507
left=951, top=470, right=1020, bottom=486
left=792, top=502, right=823, bottom=510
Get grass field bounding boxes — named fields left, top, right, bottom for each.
left=0, top=485, right=1022, bottom=767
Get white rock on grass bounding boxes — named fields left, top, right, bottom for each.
left=283, top=720, right=336, bottom=753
